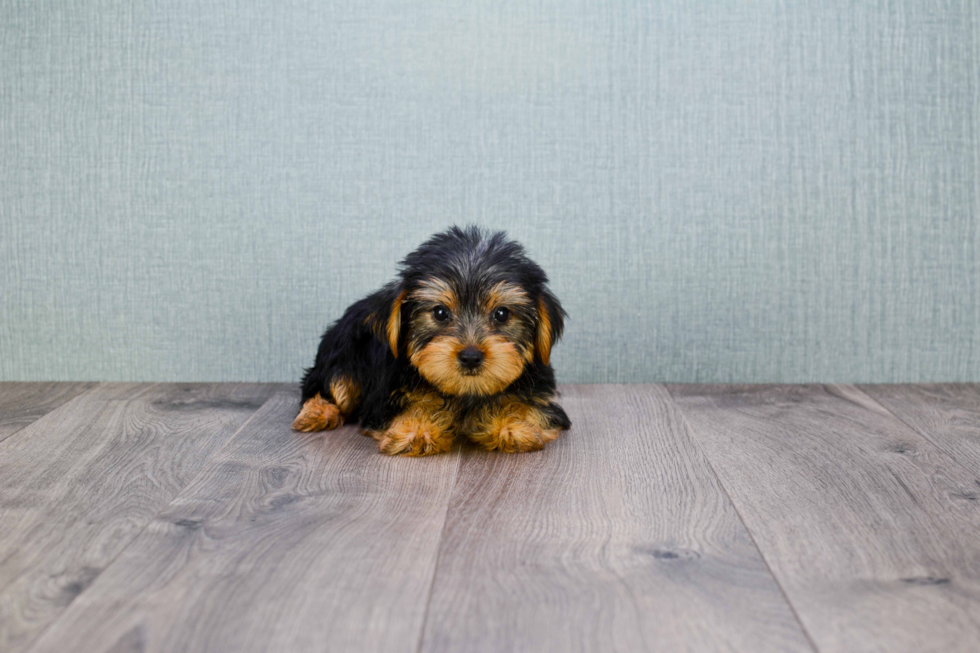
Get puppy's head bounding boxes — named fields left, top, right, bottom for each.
left=384, top=226, right=564, bottom=397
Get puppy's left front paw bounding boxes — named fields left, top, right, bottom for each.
left=484, top=419, right=560, bottom=453
left=466, top=401, right=564, bottom=453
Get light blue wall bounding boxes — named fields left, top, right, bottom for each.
left=2, top=1, right=978, bottom=383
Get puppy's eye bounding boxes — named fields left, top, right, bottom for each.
left=492, top=307, right=511, bottom=324
left=432, top=305, right=451, bottom=323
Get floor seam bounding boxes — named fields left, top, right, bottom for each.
left=414, top=444, right=464, bottom=653
left=0, top=382, right=103, bottom=446
left=19, top=383, right=283, bottom=653
left=0, top=384, right=160, bottom=598
left=848, top=384, right=980, bottom=482
left=662, top=384, right=823, bottom=653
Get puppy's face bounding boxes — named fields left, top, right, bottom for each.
left=380, top=227, right=565, bottom=398
left=404, top=277, right=537, bottom=396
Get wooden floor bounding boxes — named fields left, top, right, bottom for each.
left=0, top=383, right=978, bottom=652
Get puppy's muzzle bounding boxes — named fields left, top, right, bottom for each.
left=457, top=346, right=484, bottom=371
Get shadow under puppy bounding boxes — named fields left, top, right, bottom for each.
left=293, top=226, right=571, bottom=456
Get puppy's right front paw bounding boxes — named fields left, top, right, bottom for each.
left=370, top=417, right=454, bottom=457
left=292, top=394, right=343, bottom=432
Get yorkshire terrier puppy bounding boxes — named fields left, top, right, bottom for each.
left=293, top=226, right=570, bottom=456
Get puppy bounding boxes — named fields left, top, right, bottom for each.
left=293, top=226, right=570, bottom=456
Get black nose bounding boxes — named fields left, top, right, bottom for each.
left=457, top=346, right=484, bottom=370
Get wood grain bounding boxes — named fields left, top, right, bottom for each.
left=27, top=386, right=461, bottom=653
left=0, top=382, right=274, bottom=653
left=862, top=384, right=980, bottom=478
left=0, top=382, right=98, bottom=443
left=669, top=384, right=980, bottom=653
left=419, top=384, right=814, bottom=653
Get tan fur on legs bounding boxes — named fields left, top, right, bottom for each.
left=464, top=397, right=561, bottom=453
left=329, top=376, right=361, bottom=417
left=292, top=393, right=343, bottom=432
left=366, top=390, right=457, bottom=456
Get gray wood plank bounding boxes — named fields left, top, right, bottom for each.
left=27, top=386, right=461, bottom=653
left=0, top=382, right=98, bottom=443
left=669, top=384, right=980, bottom=653
left=0, top=382, right=275, bottom=653
left=862, top=384, right=980, bottom=478
left=419, top=384, right=814, bottom=653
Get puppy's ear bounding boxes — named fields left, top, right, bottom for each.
left=386, top=288, right=407, bottom=357
left=535, top=289, right=565, bottom=366
left=367, top=283, right=408, bottom=358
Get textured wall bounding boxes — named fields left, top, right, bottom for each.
left=2, top=1, right=978, bottom=383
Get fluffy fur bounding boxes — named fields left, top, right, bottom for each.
left=295, top=226, right=571, bottom=456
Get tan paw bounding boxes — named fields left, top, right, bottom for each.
left=484, top=419, right=560, bottom=453
left=465, top=398, right=563, bottom=453
left=292, top=394, right=343, bottom=432
left=371, top=418, right=454, bottom=457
